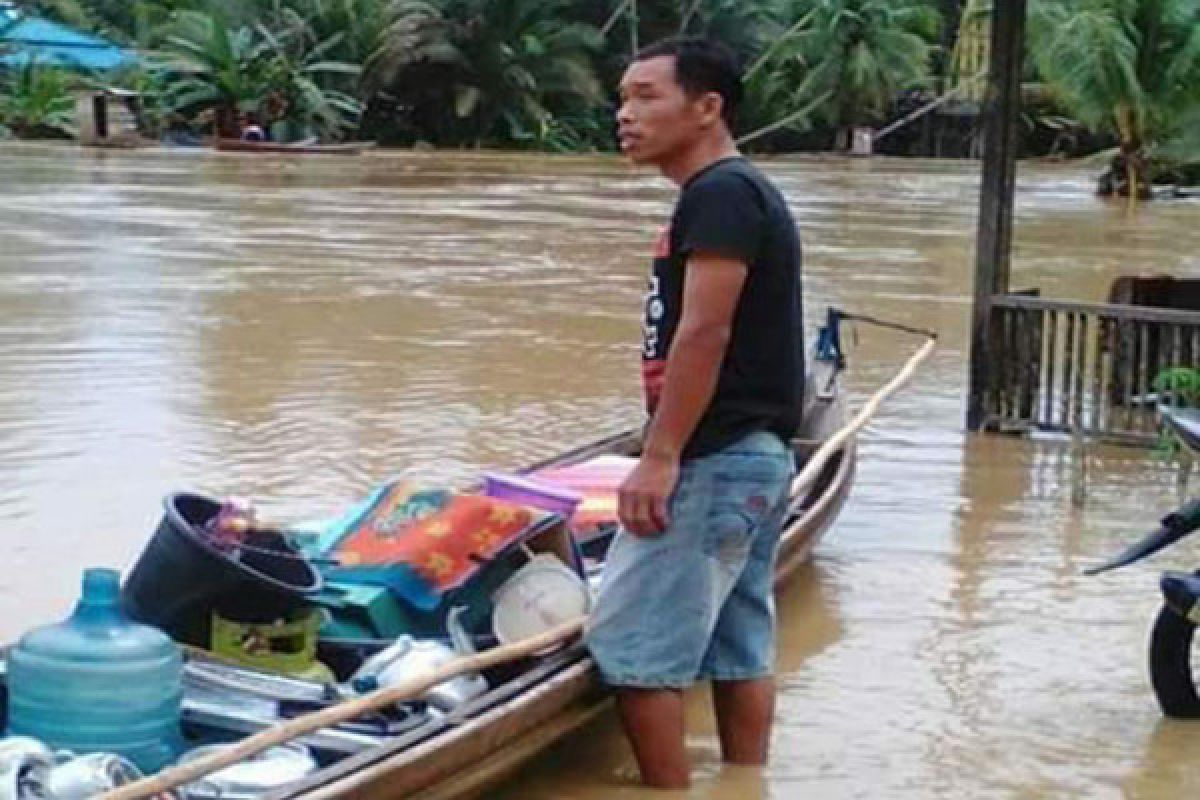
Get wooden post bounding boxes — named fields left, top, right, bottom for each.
left=966, top=0, right=1026, bottom=430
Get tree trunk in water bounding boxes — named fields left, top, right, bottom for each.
left=835, top=126, right=851, bottom=151
left=1099, top=110, right=1151, bottom=199
left=1097, top=146, right=1151, bottom=199
left=215, top=104, right=240, bottom=139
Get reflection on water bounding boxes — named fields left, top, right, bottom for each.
left=1, top=142, right=1199, bottom=797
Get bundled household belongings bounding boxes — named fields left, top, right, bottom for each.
left=311, top=479, right=585, bottom=646
left=318, top=481, right=560, bottom=608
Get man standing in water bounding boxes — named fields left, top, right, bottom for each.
left=585, top=37, right=805, bottom=788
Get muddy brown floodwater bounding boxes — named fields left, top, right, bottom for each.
left=1, top=142, right=1198, bottom=798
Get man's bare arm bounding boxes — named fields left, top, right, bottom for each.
left=619, top=252, right=748, bottom=536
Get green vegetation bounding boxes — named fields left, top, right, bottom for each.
left=0, top=61, right=78, bottom=138
left=1030, top=0, right=1200, bottom=196
left=155, top=8, right=361, bottom=139
left=1, top=0, right=948, bottom=148
left=362, top=0, right=607, bottom=148
left=1154, top=367, right=1200, bottom=455
left=753, top=0, right=940, bottom=148
left=0, top=0, right=1198, bottom=182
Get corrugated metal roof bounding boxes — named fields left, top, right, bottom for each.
left=0, top=3, right=19, bottom=34
left=0, top=6, right=134, bottom=70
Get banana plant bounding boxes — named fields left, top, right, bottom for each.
left=0, top=60, right=77, bottom=138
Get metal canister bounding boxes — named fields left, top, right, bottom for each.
left=177, top=744, right=316, bottom=800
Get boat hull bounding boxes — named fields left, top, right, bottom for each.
left=269, top=360, right=856, bottom=800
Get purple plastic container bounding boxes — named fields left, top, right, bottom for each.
left=482, top=472, right=583, bottom=517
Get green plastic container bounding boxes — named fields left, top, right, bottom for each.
left=210, top=607, right=334, bottom=683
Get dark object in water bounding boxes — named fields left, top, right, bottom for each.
left=214, top=139, right=374, bottom=155
left=1084, top=496, right=1200, bottom=575
left=122, top=493, right=323, bottom=646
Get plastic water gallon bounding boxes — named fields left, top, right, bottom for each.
left=6, top=568, right=184, bottom=772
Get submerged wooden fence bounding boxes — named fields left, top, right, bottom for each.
left=982, top=294, right=1200, bottom=445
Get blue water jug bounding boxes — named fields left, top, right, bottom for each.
left=6, top=568, right=184, bottom=772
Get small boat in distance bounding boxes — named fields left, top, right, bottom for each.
left=214, top=139, right=375, bottom=155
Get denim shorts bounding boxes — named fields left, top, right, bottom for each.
left=585, top=431, right=796, bottom=689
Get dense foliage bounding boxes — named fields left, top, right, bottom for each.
left=1, top=0, right=1197, bottom=189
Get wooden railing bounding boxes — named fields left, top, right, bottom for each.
left=983, top=294, right=1200, bottom=444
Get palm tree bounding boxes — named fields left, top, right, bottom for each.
left=155, top=9, right=276, bottom=136
left=366, top=0, right=604, bottom=148
left=255, top=10, right=363, bottom=139
left=677, top=0, right=783, bottom=52
left=767, top=0, right=941, bottom=149
left=154, top=7, right=360, bottom=140
left=1030, top=0, right=1200, bottom=198
left=299, top=0, right=394, bottom=66
left=1157, top=105, right=1200, bottom=180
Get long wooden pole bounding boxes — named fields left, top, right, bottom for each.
left=792, top=336, right=937, bottom=498
left=966, top=0, right=1026, bottom=430
left=102, top=336, right=936, bottom=800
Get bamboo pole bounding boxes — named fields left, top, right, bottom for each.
left=99, top=618, right=588, bottom=800
left=791, top=336, right=937, bottom=498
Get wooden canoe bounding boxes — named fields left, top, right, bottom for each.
left=214, top=139, right=375, bottom=155
left=265, top=353, right=856, bottom=800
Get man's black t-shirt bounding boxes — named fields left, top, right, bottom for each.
left=641, top=157, right=804, bottom=460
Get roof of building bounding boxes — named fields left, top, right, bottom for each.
left=0, top=3, right=135, bottom=70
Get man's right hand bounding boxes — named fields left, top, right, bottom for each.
left=617, top=452, right=679, bottom=537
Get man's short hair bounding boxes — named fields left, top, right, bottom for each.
left=634, top=36, right=743, bottom=130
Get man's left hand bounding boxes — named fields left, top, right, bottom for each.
left=618, top=453, right=680, bottom=537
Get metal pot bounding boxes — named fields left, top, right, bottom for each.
left=177, top=743, right=316, bottom=800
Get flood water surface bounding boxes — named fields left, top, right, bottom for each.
left=1, top=143, right=1199, bottom=797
